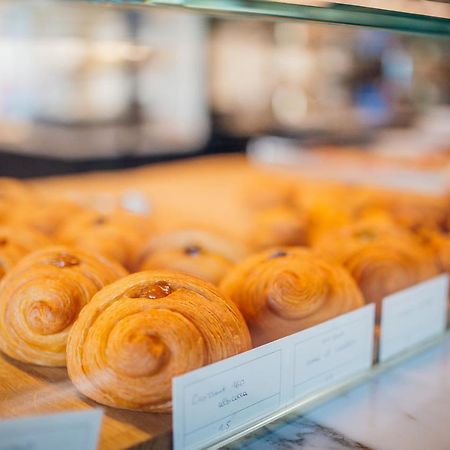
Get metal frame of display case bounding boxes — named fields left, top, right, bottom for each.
left=86, top=0, right=450, bottom=35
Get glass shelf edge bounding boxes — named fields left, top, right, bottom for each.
left=84, top=0, right=450, bottom=36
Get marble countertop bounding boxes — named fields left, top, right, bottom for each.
left=226, top=335, right=450, bottom=450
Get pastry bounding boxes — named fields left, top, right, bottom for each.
left=220, top=247, right=364, bottom=346
left=250, top=206, right=308, bottom=249
left=59, top=209, right=151, bottom=270
left=0, top=246, right=126, bottom=366
left=0, top=226, right=51, bottom=280
left=66, top=270, right=251, bottom=412
left=314, top=221, right=439, bottom=319
left=136, top=229, right=247, bottom=284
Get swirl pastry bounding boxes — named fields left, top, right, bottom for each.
left=250, top=206, right=308, bottom=250
left=0, top=226, right=51, bottom=280
left=220, top=247, right=364, bottom=346
left=66, top=270, right=251, bottom=412
left=314, top=221, right=438, bottom=319
left=136, top=229, right=247, bottom=284
left=59, top=210, right=151, bottom=270
left=0, top=246, right=127, bottom=366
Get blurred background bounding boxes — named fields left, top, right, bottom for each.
left=0, top=0, right=448, bottom=177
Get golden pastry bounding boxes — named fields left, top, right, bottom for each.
left=136, top=229, right=247, bottom=284
left=0, top=246, right=126, bottom=366
left=250, top=206, right=308, bottom=249
left=67, top=270, right=251, bottom=412
left=220, top=247, right=364, bottom=346
left=315, top=221, right=438, bottom=319
left=59, top=209, right=151, bottom=270
left=0, top=226, right=51, bottom=280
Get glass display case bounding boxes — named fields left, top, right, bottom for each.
left=0, top=2, right=449, bottom=450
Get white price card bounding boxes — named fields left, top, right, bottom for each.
left=379, top=274, right=449, bottom=362
left=0, top=409, right=103, bottom=450
left=292, top=304, right=375, bottom=399
left=172, top=339, right=290, bottom=450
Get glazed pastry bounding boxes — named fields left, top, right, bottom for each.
left=0, top=246, right=127, bottom=366
left=136, top=229, right=247, bottom=284
left=220, top=247, right=364, bottom=346
left=250, top=206, right=308, bottom=250
left=67, top=270, right=251, bottom=412
left=314, top=221, right=438, bottom=319
left=0, top=226, right=51, bottom=280
left=59, top=209, right=151, bottom=270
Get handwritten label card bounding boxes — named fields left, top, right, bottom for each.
left=0, top=409, right=102, bottom=450
left=379, top=274, right=449, bottom=362
left=173, top=305, right=375, bottom=449
left=292, top=304, right=375, bottom=399
left=173, top=339, right=289, bottom=450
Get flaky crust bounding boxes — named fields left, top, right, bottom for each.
left=250, top=206, right=308, bottom=250
left=0, top=226, right=51, bottom=279
left=59, top=210, right=151, bottom=270
left=67, top=270, right=251, bottom=412
left=314, top=221, right=439, bottom=318
left=136, top=229, right=247, bottom=284
left=220, top=247, right=364, bottom=346
left=0, top=246, right=126, bottom=366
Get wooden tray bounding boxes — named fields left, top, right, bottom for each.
left=0, top=354, right=172, bottom=450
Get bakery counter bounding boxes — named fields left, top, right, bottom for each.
left=227, top=334, right=450, bottom=450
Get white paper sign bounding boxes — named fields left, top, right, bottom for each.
left=0, top=409, right=103, bottom=450
left=292, top=304, right=375, bottom=399
left=172, top=340, right=289, bottom=450
left=173, top=305, right=375, bottom=449
left=379, top=274, right=449, bottom=362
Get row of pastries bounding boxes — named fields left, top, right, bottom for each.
left=0, top=160, right=449, bottom=414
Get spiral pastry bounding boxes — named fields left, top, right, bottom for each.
left=59, top=210, right=151, bottom=271
left=66, top=270, right=251, bottom=412
left=136, top=229, right=247, bottom=284
left=250, top=206, right=308, bottom=250
left=314, top=221, right=439, bottom=319
left=0, top=246, right=127, bottom=366
left=219, top=247, right=364, bottom=346
left=0, top=226, right=51, bottom=280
